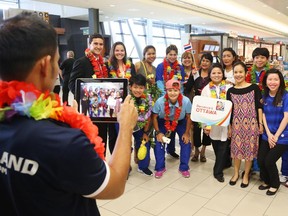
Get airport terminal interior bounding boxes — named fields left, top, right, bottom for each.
left=1, top=0, right=288, bottom=215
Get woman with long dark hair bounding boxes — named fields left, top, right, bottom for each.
left=258, top=68, right=288, bottom=196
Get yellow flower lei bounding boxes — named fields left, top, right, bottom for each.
left=209, top=80, right=226, bottom=99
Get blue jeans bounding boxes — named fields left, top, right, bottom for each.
left=154, top=119, right=191, bottom=171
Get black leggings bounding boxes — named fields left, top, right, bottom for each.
left=258, top=140, right=288, bottom=188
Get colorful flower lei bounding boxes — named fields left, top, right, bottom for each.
left=0, top=81, right=105, bottom=160
left=184, top=66, right=195, bottom=81
left=245, top=63, right=270, bottom=91
left=108, top=60, right=132, bottom=80
left=284, top=73, right=288, bottom=91
left=85, top=48, right=108, bottom=79
left=147, top=84, right=161, bottom=103
left=164, top=93, right=183, bottom=132
left=132, top=93, right=153, bottom=129
left=163, top=58, right=182, bottom=81
left=209, top=80, right=227, bottom=99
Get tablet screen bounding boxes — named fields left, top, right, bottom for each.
left=75, top=78, right=128, bottom=123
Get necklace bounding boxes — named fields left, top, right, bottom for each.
left=85, top=48, right=108, bottom=78
left=132, top=93, right=153, bottom=129
left=209, top=80, right=227, bottom=99
left=0, top=81, right=105, bottom=160
left=245, top=63, right=270, bottom=91
left=163, top=58, right=182, bottom=82
left=109, top=59, right=132, bottom=79
left=164, top=93, right=183, bottom=132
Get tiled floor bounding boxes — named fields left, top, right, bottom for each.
left=66, top=91, right=288, bottom=216
left=99, top=146, right=288, bottom=216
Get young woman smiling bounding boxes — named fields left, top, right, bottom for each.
left=258, top=69, right=288, bottom=196
left=201, top=63, right=232, bottom=182
left=227, top=61, right=263, bottom=188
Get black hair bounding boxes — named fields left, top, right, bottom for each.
left=221, top=48, right=238, bottom=69
left=252, top=47, right=270, bottom=59
left=109, top=41, right=127, bottom=70
left=142, top=45, right=156, bottom=61
left=262, top=68, right=286, bottom=106
left=233, top=61, right=248, bottom=74
left=208, top=63, right=226, bottom=81
left=129, top=73, right=147, bottom=87
left=89, top=33, right=104, bottom=44
left=199, top=52, right=213, bottom=64
left=0, top=12, right=57, bottom=81
left=166, top=44, right=178, bottom=55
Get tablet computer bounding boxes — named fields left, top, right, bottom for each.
left=75, top=78, right=128, bottom=123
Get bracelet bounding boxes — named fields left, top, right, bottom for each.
left=259, top=123, right=263, bottom=125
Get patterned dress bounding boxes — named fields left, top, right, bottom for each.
left=227, top=84, right=262, bottom=160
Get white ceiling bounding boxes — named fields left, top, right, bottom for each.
left=19, top=0, right=288, bottom=41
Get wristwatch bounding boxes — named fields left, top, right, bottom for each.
left=155, top=130, right=161, bottom=135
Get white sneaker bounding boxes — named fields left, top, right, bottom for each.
left=279, top=174, right=288, bottom=183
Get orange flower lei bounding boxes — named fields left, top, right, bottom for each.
left=85, top=48, right=108, bottom=78
left=0, top=81, right=105, bottom=160
left=209, top=80, right=227, bottom=99
left=164, top=93, right=183, bottom=132
left=108, top=60, right=132, bottom=80
left=163, top=58, right=182, bottom=82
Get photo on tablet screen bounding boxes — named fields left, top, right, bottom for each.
left=75, top=78, right=128, bottom=123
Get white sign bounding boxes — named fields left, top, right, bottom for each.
left=191, top=96, right=232, bottom=126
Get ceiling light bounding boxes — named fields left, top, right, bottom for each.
left=127, top=8, right=139, bottom=12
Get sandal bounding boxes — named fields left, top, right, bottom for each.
left=191, top=155, right=199, bottom=162
left=200, top=155, right=207, bottom=162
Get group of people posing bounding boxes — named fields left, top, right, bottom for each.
left=1, top=13, right=288, bottom=216
left=65, top=33, right=288, bottom=197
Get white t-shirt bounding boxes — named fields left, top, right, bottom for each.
left=224, top=69, right=235, bottom=84
left=201, top=83, right=232, bottom=141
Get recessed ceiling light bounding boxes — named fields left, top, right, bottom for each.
left=110, top=4, right=115, bottom=7
left=128, top=8, right=139, bottom=12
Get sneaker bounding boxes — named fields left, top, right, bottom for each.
left=279, top=174, right=288, bottom=183
left=138, top=168, right=153, bottom=176
left=155, top=168, right=166, bottom=179
left=179, top=170, right=190, bottom=178
left=168, top=152, right=180, bottom=159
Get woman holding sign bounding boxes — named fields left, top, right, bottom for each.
left=201, top=63, right=233, bottom=182
left=227, top=61, right=263, bottom=188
